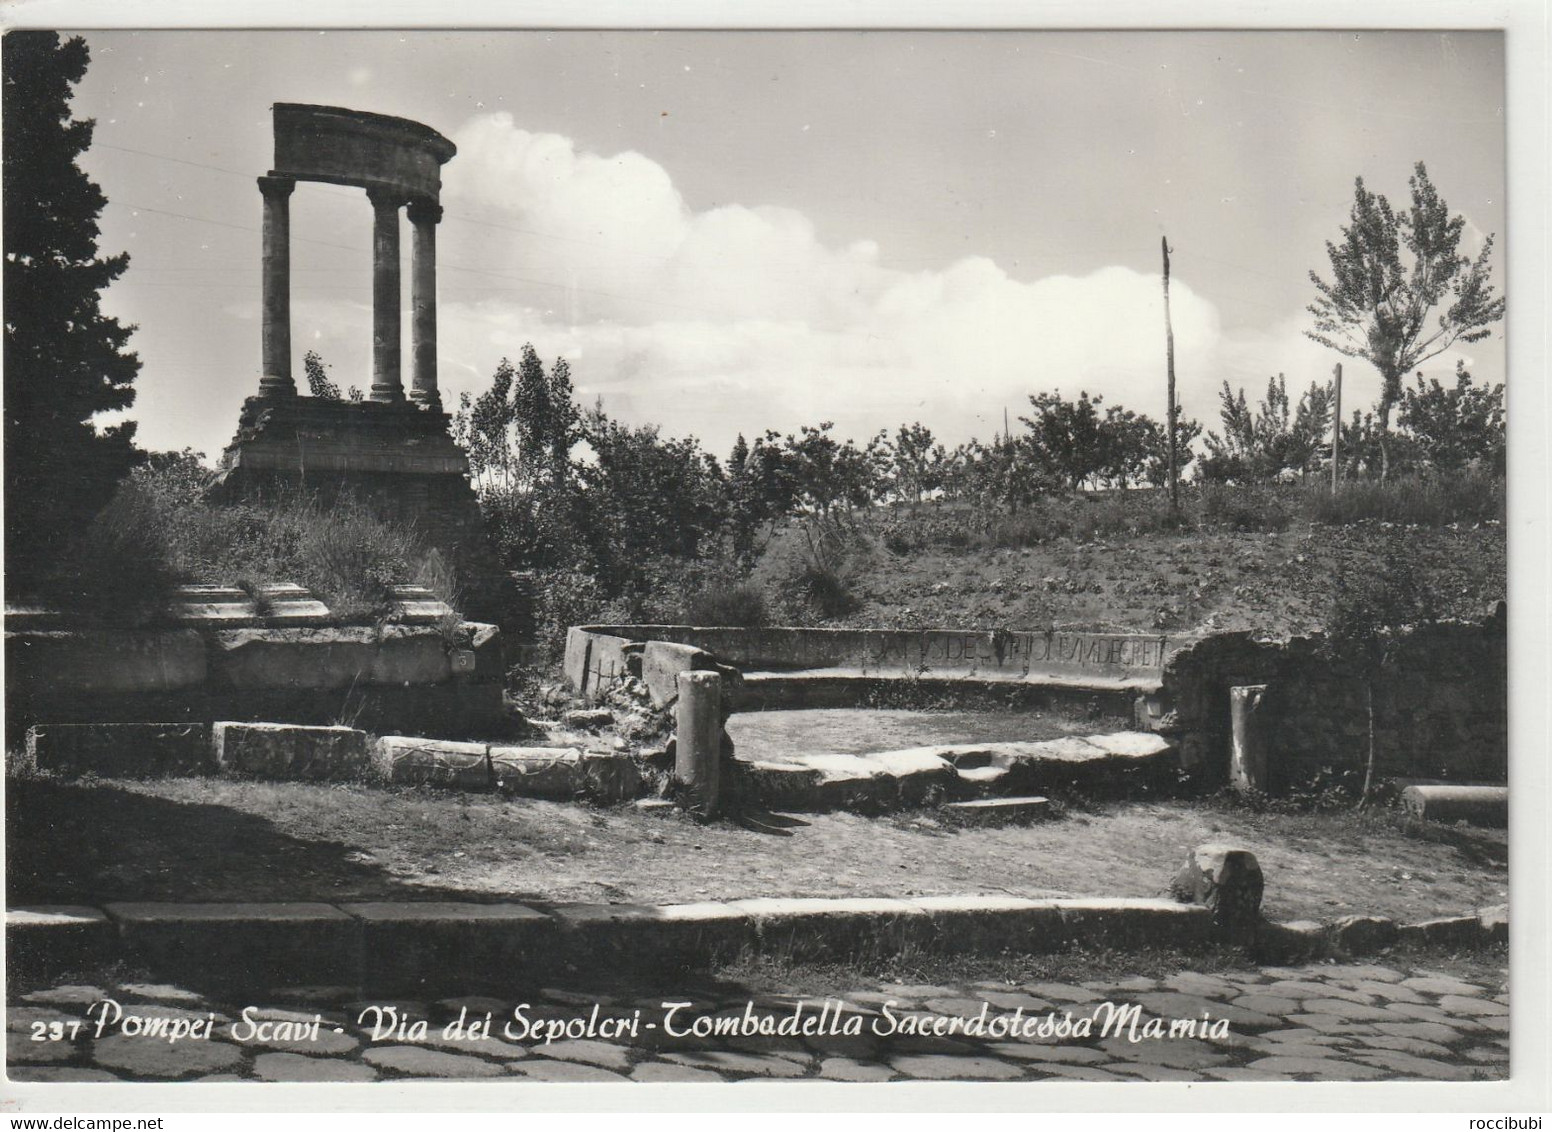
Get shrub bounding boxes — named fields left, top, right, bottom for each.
left=683, top=580, right=769, bottom=627
left=795, top=561, right=861, bottom=619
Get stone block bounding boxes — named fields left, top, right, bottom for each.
left=1478, top=904, right=1508, bottom=944
left=375, top=736, right=491, bottom=788
left=1328, top=914, right=1399, bottom=956
left=940, top=796, right=1052, bottom=826
left=1052, top=898, right=1213, bottom=949
left=26, top=722, right=211, bottom=778
left=911, top=896, right=1065, bottom=954
left=549, top=902, right=754, bottom=973
left=106, top=903, right=359, bottom=992
left=1254, top=920, right=1328, bottom=964
left=488, top=746, right=582, bottom=797
left=6, top=629, right=207, bottom=694
left=6, top=906, right=114, bottom=979
left=1396, top=916, right=1481, bottom=948
left=339, top=903, right=555, bottom=996
left=209, top=626, right=452, bottom=691
left=580, top=752, right=646, bottom=802
left=212, top=722, right=369, bottom=781
left=560, top=708, right=614, bottom=731
left=1401, top=785, right=1508, bottom=828
left=643, top=641, right=715, bottom=709
left=730, top=897, right=935, bottom=961
left=1169, top=843, right=1264, bottom=944
left=733, top=760, right=826, bottom=810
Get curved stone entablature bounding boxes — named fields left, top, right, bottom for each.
left=272, top=102, right=456, bottom=201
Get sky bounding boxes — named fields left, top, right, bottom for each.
left=58, top=29, right=1507, bottom=463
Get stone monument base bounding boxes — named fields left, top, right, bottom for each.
left=211, top=395, right=514, bottom=629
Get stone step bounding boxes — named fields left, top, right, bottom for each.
left=941, top=796, right=1052, bottom=825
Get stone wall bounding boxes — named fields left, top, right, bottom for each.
left=6, top=620, right=506, bottom=744
left=1162, top=611, right=1507, bottom=791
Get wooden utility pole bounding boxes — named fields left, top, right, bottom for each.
left=1161, top=236, right=1179, bottom=511
left=1330, top=362, right=1343, bottom=494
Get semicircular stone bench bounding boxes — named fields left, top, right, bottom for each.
left=564, top=624, right=1176, bottom=722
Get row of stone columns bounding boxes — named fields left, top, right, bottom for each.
left=258, top=176, right=442, bottom=410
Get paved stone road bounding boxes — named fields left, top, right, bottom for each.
left=7, top=960, right=1507, bottom=1084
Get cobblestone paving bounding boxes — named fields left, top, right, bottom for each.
left=6, top=961, right=1507, bottom=1084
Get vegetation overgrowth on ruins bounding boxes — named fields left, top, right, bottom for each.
left=53, top=451, right=442, bottom=625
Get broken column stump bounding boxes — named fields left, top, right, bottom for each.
left=675, top=670, right=723, bottom=818
left=1229, top=684, right=1270, bottom=795
left=1170, top=843, right=1264, bottom=945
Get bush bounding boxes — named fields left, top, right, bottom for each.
left=683, top=580, right=769, bottom=627
left=795, top=561, right=861, bottom=619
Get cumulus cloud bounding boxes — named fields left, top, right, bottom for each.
left=315, top=113, right=1385, bottom=454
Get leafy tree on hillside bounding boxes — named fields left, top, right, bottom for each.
left=891, top=422, right=947, bottom=505
left=1140, top=406, right=1201, bottom=488
left=1200, top=375, right=1333, bottom=483
left=777, top=422, right=890, bottom=516
left=1307, top=162, right=1505, bottom=480
left=1399, top=361, right=1505, bottom=476
left=1021, top=391, right=1108, bottom=490
left=3, top=32, right=142, bottom=594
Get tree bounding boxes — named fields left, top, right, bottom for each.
left=1140, top=406, right=1201, bottom=488
left=890, top=422, right=946, bottom=505
left=1399, top=361, right=1505, bottom=476
left=4, top=32, right=142, bottom=593
left=1201, top=375, right=1333, bottom=483
left=1307, top=162, right=1505, bottom=480
left=1021, top=390, right=1107, bottom=490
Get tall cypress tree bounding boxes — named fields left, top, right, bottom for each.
left=3, top=32, right=141, bottom=594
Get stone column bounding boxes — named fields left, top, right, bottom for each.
left=675, top=670, right=724, bottom=818
left=366, top=186, right=404, bottom=403
left=1230, top=684, right=1270, bottom=795
left=407, top=198, right=443, bottom=411
left=257, top=176, right=296, bottom=397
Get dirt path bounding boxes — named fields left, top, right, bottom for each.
left=7, top=777, right=1506, bottom=923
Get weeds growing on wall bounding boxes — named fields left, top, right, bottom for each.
left=45, top=458, right=438, bottom=625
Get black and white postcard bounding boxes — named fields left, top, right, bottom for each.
left=2, top=3, right=1547, bottom=1118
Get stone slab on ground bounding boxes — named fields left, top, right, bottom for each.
left=374, top=736, right=491, bottom=788
left=911, top=896, right=1067, bottom=955
left=940, top=796, right=1052, bottom=825
left=25, top=722, right=211, bottom=778
left=488, top=746, right=585, bottom=798
left=212, top=722, right=369, bottom=781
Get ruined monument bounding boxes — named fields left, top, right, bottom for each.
left=213, top=104, right=508, bottom=622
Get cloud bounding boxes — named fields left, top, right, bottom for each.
left=294, top=112, right=1456, bottom=457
